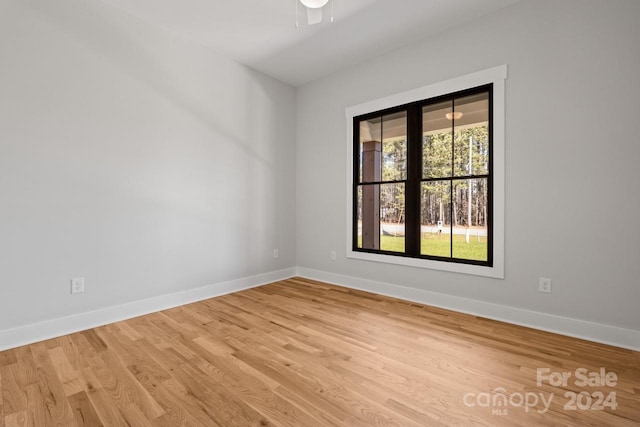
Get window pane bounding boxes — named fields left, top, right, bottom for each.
left=357, top=184, right=380, bottom=250
left=380, top=183, right=405, bottom=253
left=359, top=118, right=381, bottom=183
left=453, top=92, right=489, bottom=177
left=382, top=112, right=407, bottom=181
left=420, top=181, right=451, bottom=257
left=451, top=178, right=488, bottom=261
left=356, top=182, right=406, bottom=252
left=423, top=101, right=453, bottom=179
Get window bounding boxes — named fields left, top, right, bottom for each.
left=346, top=66, right=506, bottom=278
left=354, top=86, right=492, bottom=264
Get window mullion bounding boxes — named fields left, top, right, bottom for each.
left=450, top=100, right=455, bottom=259
left=405, top=104, right=421, bottom=256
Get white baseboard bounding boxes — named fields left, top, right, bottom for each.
left=3, top=266, right=638, bottom=352
left=296, top=267, right=640, bottom=352
left=0, top=268, right=297, bottom=352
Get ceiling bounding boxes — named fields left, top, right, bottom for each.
left=97, top=0, right=521, bottom=86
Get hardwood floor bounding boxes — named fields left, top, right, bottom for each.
left=1, top=277, right=639, bottom=426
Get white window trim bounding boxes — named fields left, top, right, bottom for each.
left=345, top=65, right=507, bottom=278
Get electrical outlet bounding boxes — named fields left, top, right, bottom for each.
left=330, top=250, right=337, bottom=261
left=539, top=277, right=552, bottom=294
left=71, top=277, right=85, bottom=294
left=273, top=249, right=279, bottom=259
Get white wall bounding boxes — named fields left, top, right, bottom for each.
left=0, top=0, right=296, bottom=333
left=296, top=0, right=640, bottom=336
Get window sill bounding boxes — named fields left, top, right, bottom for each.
left=346, top=249, right=504, bottom=278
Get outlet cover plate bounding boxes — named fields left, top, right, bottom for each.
left=71, top=277, right=85, bottom=294
left=539, top=277, right=552, bottom=293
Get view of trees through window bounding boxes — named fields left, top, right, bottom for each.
left=354, top=86, right=492, bottom=265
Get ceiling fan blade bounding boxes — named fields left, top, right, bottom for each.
left=307, top=7, right=323, bottom=25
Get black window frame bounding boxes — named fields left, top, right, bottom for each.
left=352, top=84, right=494, bottom=267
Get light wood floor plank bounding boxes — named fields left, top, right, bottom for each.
left=1, top=365, right=27, bottom=417
left=4, top=410, right=31, bottom=427
left=29, top=343, right=78, bottom=426
left=1, top=277, right=639, bottom=426
left=67, top=391, right=103, bottom=427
